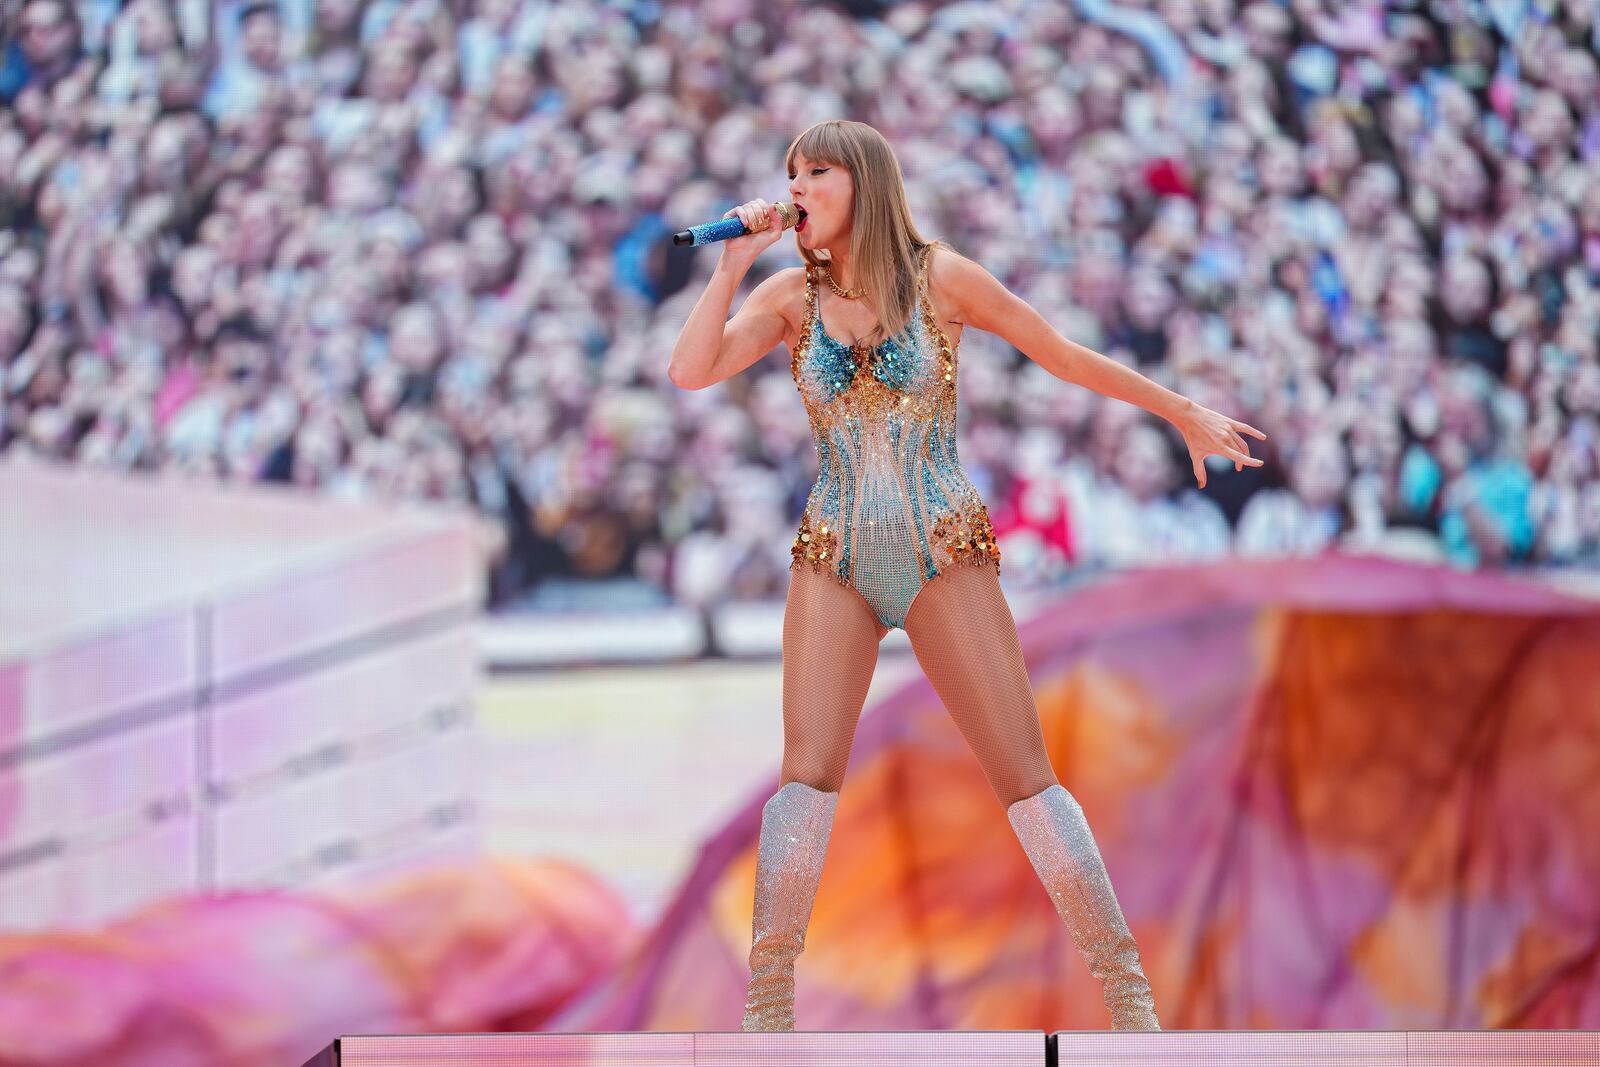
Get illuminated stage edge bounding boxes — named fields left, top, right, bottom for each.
left=299, top=1029, right=1600, bottom=1066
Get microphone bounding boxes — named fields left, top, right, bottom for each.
left=672, top=202, right=803, bottom=246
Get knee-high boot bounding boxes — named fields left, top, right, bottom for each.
left=740, top=780, right=838, bottom=1032
left=1007, top=783, right=1160, bottom=1030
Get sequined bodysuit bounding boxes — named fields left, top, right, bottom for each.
left=789, top=245, right=1001, bottom=631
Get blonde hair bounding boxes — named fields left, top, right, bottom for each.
left=785, top=120, right=940, bottom=346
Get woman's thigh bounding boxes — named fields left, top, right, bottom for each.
left=903, top=563, right=1059, bottom=807
left=779, top=564, right=888, bottom=792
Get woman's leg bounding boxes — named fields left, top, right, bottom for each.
left=742, top=562, right=888, bottom=1032
left=902, top=563, right=1057, bottom=807
left=903, top=563, right=1160, bottom=1030
left=779, top=562, right=889, bottom=793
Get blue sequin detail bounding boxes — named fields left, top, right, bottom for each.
left=921, top=460, right=952, bottom=520
left=835, top=418, right=859, bottom=575
left=684, top=216, right=751, bottom=246
left=817, top=434, right=842, bottom=526
left=901, top=433, right=935, bottom=581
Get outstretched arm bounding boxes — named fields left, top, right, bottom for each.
left=935, top=249, right=1267, bottom=488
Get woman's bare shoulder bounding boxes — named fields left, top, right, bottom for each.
left=925, top=243, right=979, bottom=282
left=774, top=264, right=810, bottom=293
left=745, top=266, right=811, bottom=347
left=923, top=244, right=988, bottom=320
left=749, top=265, right=809, bottom=301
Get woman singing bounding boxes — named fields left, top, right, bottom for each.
left=667, top=119, right=1266, bottom=1033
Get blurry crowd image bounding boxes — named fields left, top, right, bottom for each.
left=2, top=0, right=1599, bottom=609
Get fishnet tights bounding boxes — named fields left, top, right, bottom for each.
left=779, top=561, right=1060, bottom=807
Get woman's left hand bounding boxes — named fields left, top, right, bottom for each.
left=1174, top=400, right=1267, bottom=488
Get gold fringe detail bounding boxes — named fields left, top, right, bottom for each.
left=928, top=501, right=1002, bottom=574
left=789, top=511, right=850, bottom=584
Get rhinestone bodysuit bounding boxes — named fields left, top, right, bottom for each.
left=789, top=245, right=1000, bottom=631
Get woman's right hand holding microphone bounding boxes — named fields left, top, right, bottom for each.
left=717, top=198, right=787, bottom=273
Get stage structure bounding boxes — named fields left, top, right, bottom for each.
left=0, top=465, right=484, bottom=928
left=297, top=1028, right=1599, bottom=1065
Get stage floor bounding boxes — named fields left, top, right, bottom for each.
left=301, top=1028, right=1600, bottom=1066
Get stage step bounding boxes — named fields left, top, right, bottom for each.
left=300, top=1029, right=1598, bottom=1066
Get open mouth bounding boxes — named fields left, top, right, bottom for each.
left=796, top=209, right=808, bottom=232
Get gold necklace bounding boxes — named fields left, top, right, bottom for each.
left=821, top=265, right=867, bottom=299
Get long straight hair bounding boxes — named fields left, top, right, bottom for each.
left=785, top=120, right=937, bottom=347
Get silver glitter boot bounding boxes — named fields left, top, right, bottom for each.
left=1007, top=784, right=1160, bottom=1030
left=740, top=780, right=838, bottom=1032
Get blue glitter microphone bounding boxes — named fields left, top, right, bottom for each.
left=672, top=201, right=803, bottom=246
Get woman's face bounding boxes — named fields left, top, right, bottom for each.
left=787, top=151, right=855, bottom=255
